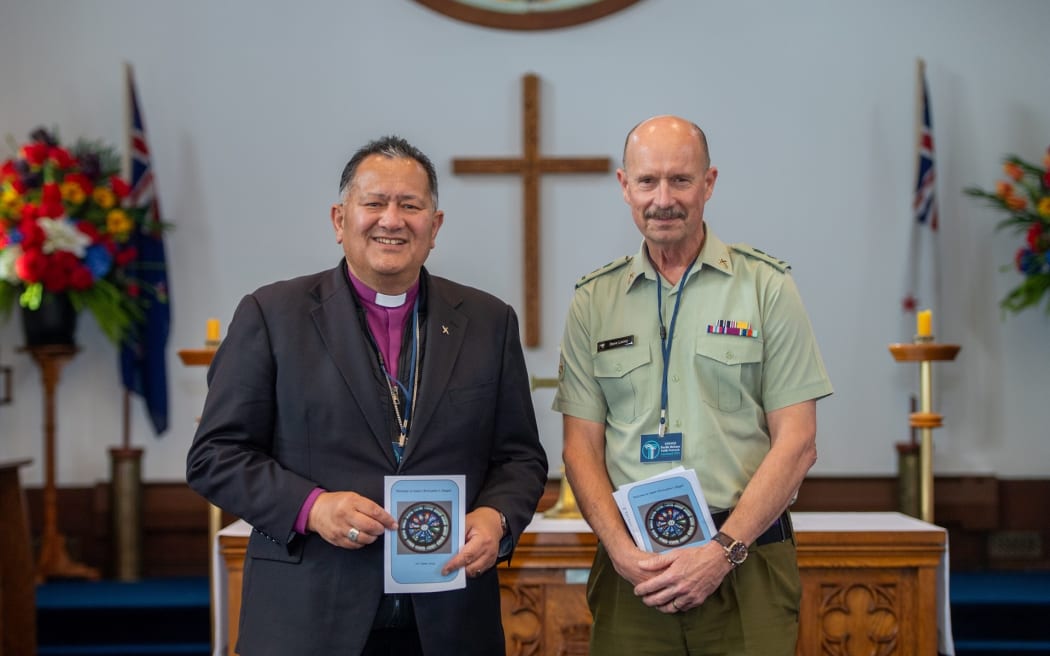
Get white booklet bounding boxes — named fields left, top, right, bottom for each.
left=383, top=474, right=466, bottom=593
left=613, top=466, right=717, bottom=553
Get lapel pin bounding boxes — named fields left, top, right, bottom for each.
left=441, top=325, right=450, bottom=335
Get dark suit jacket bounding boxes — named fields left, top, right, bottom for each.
left=186, top=263, right=548, bottom=655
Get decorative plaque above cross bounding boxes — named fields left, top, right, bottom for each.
left=452, top=73, right=612, bottom=347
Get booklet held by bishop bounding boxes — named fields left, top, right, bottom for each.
left=384, top=474, right=466, bottom=593
left=612, top=467, right=717, bottom=553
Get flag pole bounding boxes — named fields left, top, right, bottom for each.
left=120, top=61, right=134, bottom=454
left=110, top=60, right=145, bottom=582
left=914, top=58, right=925, bottom=198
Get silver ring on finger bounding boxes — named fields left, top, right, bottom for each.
left=671, top=598, right=681, bottom=611
left=347, top=527, right=360, bottom=543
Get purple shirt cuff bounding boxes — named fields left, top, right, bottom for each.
left=294, top=487, right=325, bottom=535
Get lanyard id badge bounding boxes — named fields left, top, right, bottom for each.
left=639, top=257, right=696, bottom=464
left=639, top=432, right=684, bottom=462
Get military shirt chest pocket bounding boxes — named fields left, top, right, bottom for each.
left=593, top=344, right=654, bottom=423
left=695, top=335, right=764, bottom=412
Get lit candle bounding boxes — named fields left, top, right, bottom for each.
left=916, top=309, right=932, bottom=337
left=206, top=318, right=221, bottom=346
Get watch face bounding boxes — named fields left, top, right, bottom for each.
left=714, top=532, right=748, bottom=564
left=727, top=542, right=748, bottom=564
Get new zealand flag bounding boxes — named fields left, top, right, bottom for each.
left=121, top=64, right=170, bottom=435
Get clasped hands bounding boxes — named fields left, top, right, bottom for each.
left=308, top=491, right=502, bottom=577
left=616, top=541, right=733, bottom=614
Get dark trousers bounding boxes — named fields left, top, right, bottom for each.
left=361, top=627, right=424, bottom=656
left=362, top=594, right=423, bottom=656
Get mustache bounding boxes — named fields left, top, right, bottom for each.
left=644, top=208, right=687, bottom=220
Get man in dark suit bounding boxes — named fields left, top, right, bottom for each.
left=186, top=135, right=548, bottom=655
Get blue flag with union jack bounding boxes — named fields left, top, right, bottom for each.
left=121, top=65, right=170, bottom=436
left=902, top=61, right=940, bottom=320
left=914, top=74, right=938, bottom=232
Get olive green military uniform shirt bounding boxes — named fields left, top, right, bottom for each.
left=553, top=228, right=833, bottom=510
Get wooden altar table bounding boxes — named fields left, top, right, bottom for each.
left=214, top=511, right=953, bottom=656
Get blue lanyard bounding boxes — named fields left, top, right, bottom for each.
left=379, top=297, right=420, bottom=461
left=655, top=258, right=697, bottom=436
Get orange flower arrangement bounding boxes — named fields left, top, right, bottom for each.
left=965, top=146, right=1050, bottom=315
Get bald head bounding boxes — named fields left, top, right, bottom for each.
left=622, top=115, right=710, bottom=171
left=616, top=115, right=718, bottom=265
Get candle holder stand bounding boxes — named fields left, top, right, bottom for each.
left=888, top=336, right=960, bottom=523
left=20, top=345, right=101, bottom=582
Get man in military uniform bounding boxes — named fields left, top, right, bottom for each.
left=552, top=115, right=833, bottom=655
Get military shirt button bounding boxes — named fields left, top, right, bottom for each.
left=675, top=420, right=682, bottom=427
left=725, top=351, right=734, bottom=360
left=615, top=364, right=622, bottom=372
left=672, top=375, right=679, bottom=382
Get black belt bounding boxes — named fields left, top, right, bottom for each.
left=710, top=510, right=793, bottom=547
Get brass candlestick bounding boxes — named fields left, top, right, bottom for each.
left=888, top=337, right=960, bottom=523
left=543, top=466, right=582, bottom=519
left=530, top=374, right=583, bottom=520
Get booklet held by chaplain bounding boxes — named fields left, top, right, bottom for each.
left=384, top=474, right=466, bottom=593
left=612, top=467, right=718, bottom=553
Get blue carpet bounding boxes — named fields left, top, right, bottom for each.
left=37, top=577, right=211, bottom=656
left=951, top=571, right=1050, bottom=656
left=951, top=571, right=1050, bottom=605
left=37, top=576, right=210, bottom=609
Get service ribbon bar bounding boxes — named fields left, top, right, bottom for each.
left=706, top=319, right=759, bottom=338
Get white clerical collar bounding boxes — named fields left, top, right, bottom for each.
left=374, top=291, right=407, bottom=308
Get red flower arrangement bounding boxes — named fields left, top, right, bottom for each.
left=965, top=146, right=1050, bottom=315
left=0, top=127, right=161, bottom=344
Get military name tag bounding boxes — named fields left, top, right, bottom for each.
left=597, top=335, right=634, bottom=352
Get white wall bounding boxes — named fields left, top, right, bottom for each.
left=1, top=0, right=1048, bottom=487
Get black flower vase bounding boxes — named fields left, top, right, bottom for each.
left=21, top=293, right=79, bottom=347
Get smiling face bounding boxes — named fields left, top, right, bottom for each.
left=617, top=116, right=717, bottom=262
left=330, top=154, right=444, bottom=294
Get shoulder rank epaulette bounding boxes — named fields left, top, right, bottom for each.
left=730, top=244, right=791, bottom=272
left=575, top=256, right=632, bottom=288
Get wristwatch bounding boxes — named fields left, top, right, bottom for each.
left=713, top=531, right=748, bottom=567
left=498, top=511, right=509, bottom=537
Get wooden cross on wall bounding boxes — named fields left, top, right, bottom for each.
left=453, top=73, right=612, bottom=347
